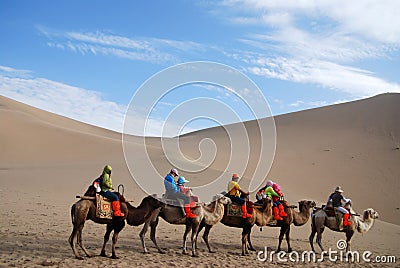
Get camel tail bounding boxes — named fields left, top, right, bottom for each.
left=71, top=204, right=76, bottom=225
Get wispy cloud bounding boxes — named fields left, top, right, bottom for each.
left=218, top=0, right=400, bottom=97
left=38, top=27, right=205, bottom=64
left=0, top=66, right=189, bottom=137
left=247, top=57, right=400, bottom=97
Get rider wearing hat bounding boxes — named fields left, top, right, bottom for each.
left=327, top=186, right=352, bottom=226
left=227, top=173, right=252, bottom=218
left=164, top=169, right=196, bottom=218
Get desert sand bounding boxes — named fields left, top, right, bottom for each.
left=1, top=94, right=399, bottom=267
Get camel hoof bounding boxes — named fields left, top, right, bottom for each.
left=182, top=250, right=189, bottom=255
left=76, top=256, right=84, bottom=260
left=100, top=252, right=107, bottom=258
left=249, top=247, right=256, bottom=252
left=111, top=255, right=119, bottom=259
left=158, top=250, right=166, bottom=254
left=191, top=253, right=199, bottom=257
left=288, top=248, right=293, bottom=253
left=209, top=250, right=216, bottom=254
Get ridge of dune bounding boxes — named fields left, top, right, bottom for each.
left=1, top=93, right=400, bottom=226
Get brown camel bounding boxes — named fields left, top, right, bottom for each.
left=200, top=197, right=273, bottom=256
left=309, top=207, right=379, bottom=252
left=265, top=200, right=316, bottom=252
left=140, top=194, right=231, bottom=257
left=69, top=186, right=164, bottom=259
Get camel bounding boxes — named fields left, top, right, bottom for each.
left=266, top=200, right=316, bottom=252
left=309, top=207, right=379, bottom=252
left=197, top=197, right=273, bottom=256
left=140, top=194, right=231, bottom=257
left=69, top=186, right=164, bottom=259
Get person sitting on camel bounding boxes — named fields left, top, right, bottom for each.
left=93, top=165, right=124, bottom=217
left=177, top=176, right=199, bottom=203
left=164, top=168, right=196, bottom=218
left=327, top=186, right=352, bottom=226
left=272, top=181, right=288, bottom=220
left=256, top=180, right=284, bottom=220
left=227, top=173, right=252, bottom=219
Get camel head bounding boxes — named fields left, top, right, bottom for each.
left=212, top=193, right=232, bottom=205
left=261, top=196, right=273, bottom=211
left=363, top=208, right=379, bottom=220
left=298, top=200, right=316, bottom=209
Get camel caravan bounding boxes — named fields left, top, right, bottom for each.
left=69, top=166, right=379, bottom=259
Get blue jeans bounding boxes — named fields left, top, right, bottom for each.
left=100, top=191, right=119, bottom=201
left=228, top=195, right=245, bottom=205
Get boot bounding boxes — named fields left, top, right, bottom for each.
left=273, top=206, right=283, bottom=221
left=343, top=213, right=352, bottom=226
left=278, top=204, right=288, bottom=217
left=184, top=205, right=196, bottom=218
left=241, top=204, right=252, bottom=219
left=112, top=201, right=125, bottom=217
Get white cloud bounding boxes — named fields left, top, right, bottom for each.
left=0, top=66, right=188, bottom=137
left=217, top=1, right=400, bottom=97
left=289, top=100, right=328, bottom=108
left=38, top=27, right=205, bottom=65
left=247, top=57, right=400, bottom=97
left=226, top=0, right=400, bottom=44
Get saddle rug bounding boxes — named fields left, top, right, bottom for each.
left=227, top=203, right=243, bottom=217
left=96, top=194, right=113, bottom=219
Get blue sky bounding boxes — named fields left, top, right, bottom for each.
left=1, top=0, right=400, bottom=136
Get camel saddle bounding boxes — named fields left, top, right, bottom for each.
left=324, top=206, right=345, bottom=230
left=162, top=194, right=199, bottom=208
left=95, top=194, right=113, bottom=220
left=227, top=200, right=253, bottom=217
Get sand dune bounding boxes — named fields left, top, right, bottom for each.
left=1, top=94, right=399, bottom=267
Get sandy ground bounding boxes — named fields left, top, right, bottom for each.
left=1, top=94, right=399, bottom=267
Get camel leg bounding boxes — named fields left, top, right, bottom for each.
left=149, top=216, right=165, bottom=254
left=196, top=219, right=205, bottom=250
left=277, top=225, right=288, bottom=252
left=285, top=226, right=292, bottom=253
left=100, top=224, right=113, bottom=257
left=247, top=228, right=256, bottom=251
left=345, top=230, right=354, bottom=252
left=241, top=224, right=251, bottom=256
left=241, top=231, right=247, bottom=256
left=111, top=232, right=119, bottom=259
left=202, top=224, right=215, bottom=253
left=69, top=225, right=83, bottom=260
left=316, top=226, right=325, bottom=252
left=309, top=224, right=317, bottom=252
left=110, top=220, right=125, bottom=259
left=182, top=222, right=191, bottom=255
left=139, top=219, right=150, bottom=253
left=77, top=223, right=92, bottom=258
left=191, top=222, right=200, bottom=257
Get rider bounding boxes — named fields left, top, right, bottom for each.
left=256, top=180, right=283, bottom=220
left=227, top=173, right=252, bottom=219
left=272, top=182, right=288, bottom=219
left=177, top=176, right=199, bottom=202
left=93, top=165, right=124, bottom=217
left=327, top=186, right=352, bottom=226
left=164, top=169, right=196, bottom=218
